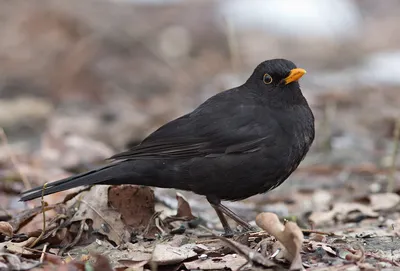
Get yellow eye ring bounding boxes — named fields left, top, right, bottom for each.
left=263, top=73, right=273, bottom=84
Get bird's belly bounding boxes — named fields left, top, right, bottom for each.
left=183, top=150, right=295, bottom=200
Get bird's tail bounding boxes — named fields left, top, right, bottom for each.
left=20, top=162, right=129, bottom=201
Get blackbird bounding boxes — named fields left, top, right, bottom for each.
left=20, top=59, right=314, bottom=236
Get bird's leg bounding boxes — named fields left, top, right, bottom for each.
left=212, top=206, right=234, bottom=237
left=217, top=203, right=254, bottom=231
left=206, top=195, right=253, bottom=235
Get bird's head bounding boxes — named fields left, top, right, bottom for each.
left=247, top=58, right=306, bottom=90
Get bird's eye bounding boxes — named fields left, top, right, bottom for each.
left=263, top=73, right=273, bottom=84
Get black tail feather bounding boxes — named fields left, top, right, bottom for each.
left=19, top=163, right=120, bottom=201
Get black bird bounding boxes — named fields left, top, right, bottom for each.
left=20, top=59, right=315, bottom=236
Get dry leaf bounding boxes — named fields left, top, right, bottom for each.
left=108, top=185, right=155, bottom=229
left=151, top=244, right=197, bottom=265
left=322, top=244, right=336, bottom=256
left=184, top=254, right=247, bottom=270
left=0, top=253, right=40, bottom=271
left=91, top=254, right=114, bottom=271
left=8, top=205, right=54, bottom=232
left=18, top=208, right=58, bottom=235
left=175, top=192, right=196, bottom=220
left=309, top=202, right=379, bottom=226
left=67, top=185, right=130, bottom=245
left=256, top=212, right=304, bottom=270
left=118, top=259, right=147, bottom=271
left=4, top=237, right=37, bottom=255
left=0, top=221, right=13, bottom=237
left=369, top=193, right=400, bottom=211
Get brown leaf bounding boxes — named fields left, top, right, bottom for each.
left=18, top=208, right=58, bottom=235
left=92, top=254, right=113, bottom=271
left=256, top=212, right=304, bottom=270
left=108, top=185, right=155, bottom=229
left=67, top=185, right=130, bottom=245
left=175, top=192, right=195, bottom=220
left=0, top=221, right=13, bottom=237
left=8, top=205, right=54, bottom=232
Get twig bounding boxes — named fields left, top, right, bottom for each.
left=198, top=226, right=275, bottom=269
left=388, top=118, right=400, bottom=193
left=0, top=127, right=31, bottom=190
left=301, top=229, right=336, bottom=236
left=29, top=183, right=48, bottom=248
left=22, top=246, right=55, bottom=256
left=346, top=243, right=365, bottom=263
left=307, top=264, right=356, bottom=271
left=144, top=211, right=164, bottom=237
left=223, top=16, right=241, bottom=72
left=59, top=219, right=86, bottom=255
left=251, top=229, right=336, bottom=237
left=365, top=252, right=400, bottom=267
left=40, top=243, right=48, bottom=263
left=155, top=216, right=166, bottom=235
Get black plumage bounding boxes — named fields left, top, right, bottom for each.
left=20, top=59, right=315, bottom=235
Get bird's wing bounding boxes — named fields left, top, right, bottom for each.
left=110, top=90, right=281, bottom=160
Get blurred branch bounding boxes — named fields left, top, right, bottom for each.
left=224, top=17, right=241, bottom=72
left=387, top=118, right=400, bottom=193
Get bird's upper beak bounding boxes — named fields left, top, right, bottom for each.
left=284, top=68, right=307, bottom=85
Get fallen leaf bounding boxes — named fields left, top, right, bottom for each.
left=68, top=239, right=153, bottom=268
left=309, top=203, right=379, bottom=226
left=117, top=259, right=147, bottom=271
left=8, top=205, right=55, bottom=232
left=92, top=254, right=114, bottom=271
left=175, top=192, right=196, bottom=220
left=67, top=185, right=130, bottom=245
left=0, top=253, right=40, bottom=270
left=18, top=208, right=59, bottom=236
left=4, top=237, right=37, bottom=255
left=108, top=185, right=155, bottom=229
left=184, top=254, right=247, bottom=270
left=256, top=212, right=304, bottom=270
left=0, top=221, right=13, bottom=237
left=151, top=244, right=197, bottom=265
left=322, top=244, right=336, bottom=256
left=368, top=193, right=400, bottom=211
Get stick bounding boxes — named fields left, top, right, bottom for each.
left=29, top=183, right=48, bottom=248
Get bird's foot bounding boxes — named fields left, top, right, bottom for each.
left=221, top=230, right=234, bottom=238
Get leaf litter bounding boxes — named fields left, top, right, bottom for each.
left=2, top=168, right=400, bottom=270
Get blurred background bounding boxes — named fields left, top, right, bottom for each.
left=1, top=0, right=400, bottom=224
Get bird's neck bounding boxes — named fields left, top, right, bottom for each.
left=266, top=84, right=308, bottom=109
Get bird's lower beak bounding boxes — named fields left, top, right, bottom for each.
left=284, top=68, right=307, bottom=85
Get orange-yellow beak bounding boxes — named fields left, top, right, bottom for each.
left=284, top=68, right=307, bottom=85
